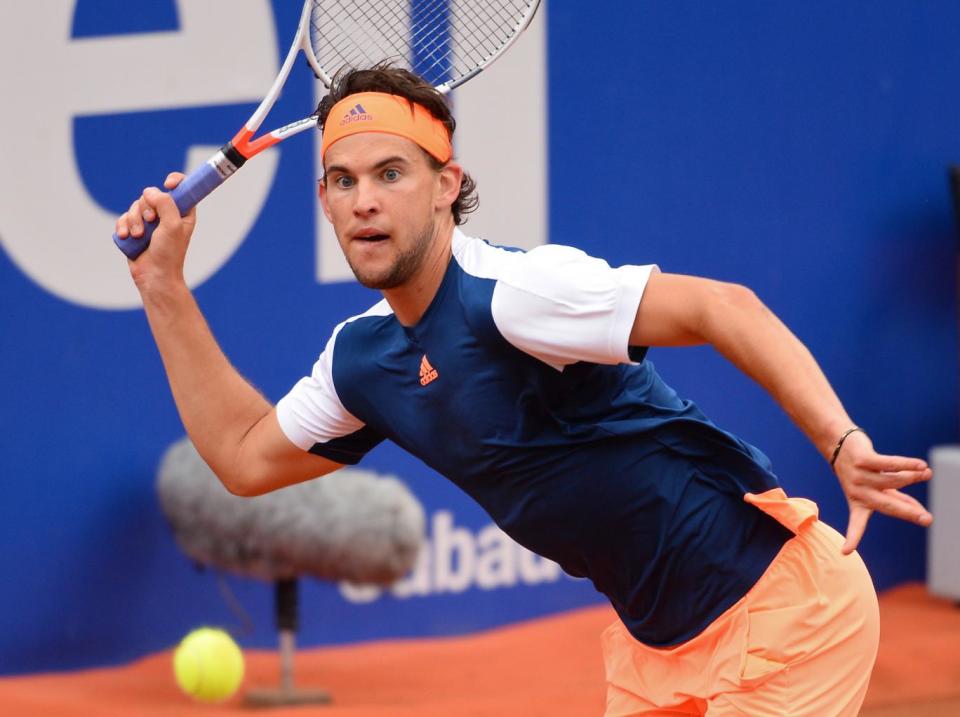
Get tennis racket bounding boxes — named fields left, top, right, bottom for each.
left=113, top=0, right=542, bottom=260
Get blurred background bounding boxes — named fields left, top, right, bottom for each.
left=0, top=0, right=956, bottom=684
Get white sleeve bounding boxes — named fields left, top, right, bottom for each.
left=490, top=244, right=659, bottom=370
left=275, top=326, right=365, bottom=451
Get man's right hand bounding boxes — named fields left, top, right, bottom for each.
left=114, top=172, right=196, bottom=292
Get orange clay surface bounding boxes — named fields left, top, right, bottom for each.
left=0, top=583, right=957, bottom=716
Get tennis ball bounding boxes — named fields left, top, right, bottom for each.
left=173, top=627, right=245, bottom=703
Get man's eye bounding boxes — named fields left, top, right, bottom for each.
left=383, top=169, right=400, bottom=182
left=335, top=176, right=354, bottom=189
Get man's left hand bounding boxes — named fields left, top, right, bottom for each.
left=833, top=430, right=933, bottom=555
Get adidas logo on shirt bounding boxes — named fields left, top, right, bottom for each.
left=339, top=103, right=373, bottom=126
left=419, top=355, right=439, bottom=386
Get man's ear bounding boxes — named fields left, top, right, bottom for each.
left=436, top=161, right=464, bottom=213
left=318, top=179, right=333, bottom=222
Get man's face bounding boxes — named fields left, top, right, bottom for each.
left=320, top=133, right=452, bottom=290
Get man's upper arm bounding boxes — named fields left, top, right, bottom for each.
left=630, top=272, right=737, bottom=348
left=247, top=313, right=386, bottom=497
left=489, top=244, right=659, bottom=368
left=233, top=408, right=344, bottom=496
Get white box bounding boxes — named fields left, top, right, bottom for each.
left=928, top=445, right=960, bottom=600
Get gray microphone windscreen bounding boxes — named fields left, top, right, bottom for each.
left=157, top=437, right=425, bottom=585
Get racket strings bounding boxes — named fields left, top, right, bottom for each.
left=318, top=5, right=407, bottom=77
left=309, top=0, right=537, bottom=90
left=411, top=0, right=455, bottom=78
left=409, top=0, right=450, bottom=65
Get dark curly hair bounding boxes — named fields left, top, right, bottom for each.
left=316, top=64, right=479, bottom=225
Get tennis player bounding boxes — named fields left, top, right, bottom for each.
left=117, top=66, right=932, bottom=716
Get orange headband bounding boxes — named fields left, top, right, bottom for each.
left=321, top=92, right=452, bottom=163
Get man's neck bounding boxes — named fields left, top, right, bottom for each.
left=383, top=219, right=455, bottom=327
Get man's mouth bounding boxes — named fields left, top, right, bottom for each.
left=353, top=230, right=390, bottom=243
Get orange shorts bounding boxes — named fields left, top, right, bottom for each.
left=601, top=489, right=880, bottom=716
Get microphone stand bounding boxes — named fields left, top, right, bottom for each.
left=245, top=578, right=332, bottom=706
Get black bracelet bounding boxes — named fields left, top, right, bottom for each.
left=830, top=426, right=864, bottom=468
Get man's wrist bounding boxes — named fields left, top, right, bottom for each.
left=829, top=426, right=866, bottom=468
left=137, top=276, right=193, bottom=317
left=813, top=418, right=856, bottom=462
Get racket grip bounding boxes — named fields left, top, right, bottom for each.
left=112, top=148, right=241, bottom=260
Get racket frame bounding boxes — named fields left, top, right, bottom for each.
left=230, top=0, right=329, bottom=160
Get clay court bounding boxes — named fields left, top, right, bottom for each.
left=0, top=583, right=956, bottom=716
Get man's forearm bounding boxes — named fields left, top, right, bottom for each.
left=140, top=280, right=272, bottom=486
left=702, top=286, right=852, bottom=461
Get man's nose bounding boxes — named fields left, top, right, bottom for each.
left=352, top=178, right=380, bottom=216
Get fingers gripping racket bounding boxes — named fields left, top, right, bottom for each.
left=113, top=0, right=542, bottom=260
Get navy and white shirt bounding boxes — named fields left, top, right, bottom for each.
left=277, top=229, right=792, bottom=647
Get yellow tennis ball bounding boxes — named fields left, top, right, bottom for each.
left=173, top=627, right=245, bottom=703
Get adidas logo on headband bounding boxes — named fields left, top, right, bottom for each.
left=322, top=92, right=452, bottom=163
left=339, top=103, right=373, bottom=126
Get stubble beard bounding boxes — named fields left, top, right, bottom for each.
left=347, top=217, right=437, bottom=290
